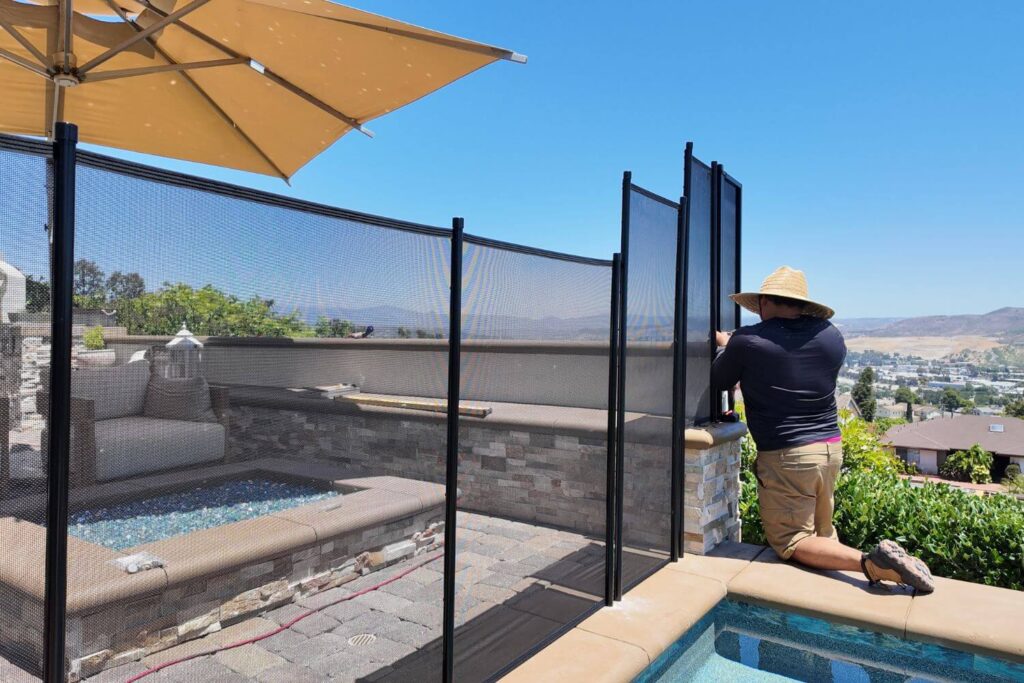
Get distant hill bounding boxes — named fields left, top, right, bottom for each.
left=865, top=307, right=1024, bottom=342
left=832, top=317, right=907, bottom=334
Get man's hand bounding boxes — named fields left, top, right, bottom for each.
left=716, top=330, right=732, bottom=347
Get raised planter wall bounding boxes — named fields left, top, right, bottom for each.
left=105, top=336, right=675, bottom=415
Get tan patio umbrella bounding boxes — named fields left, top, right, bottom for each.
left=0, top=0, right=525, bottom=179
left=0, top=3, right=523, bottom=680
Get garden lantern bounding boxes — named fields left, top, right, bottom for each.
left=163, top=323, right=203, bottom=378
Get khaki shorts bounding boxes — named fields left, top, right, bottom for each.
left=755, top=441, right=843, bottom=560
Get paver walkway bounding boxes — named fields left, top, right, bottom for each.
left=2, top=511, right=604, bottom=683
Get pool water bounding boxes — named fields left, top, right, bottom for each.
left=68, top=478, right=339, bottom=551
left=635, top=600, right=1024, bottom=683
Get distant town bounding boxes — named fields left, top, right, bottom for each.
left=840, top=347, right=1024, bottom=420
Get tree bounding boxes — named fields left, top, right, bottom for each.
left=314, top=317, right=354, bottom=338
left=396, top=327, right=411, bottom=339
left=25, top=275, right=50, bottom=312
left=894, top=386, right=918, bottom=423
left=852, top=367, right=877, bottom=422
left=107, top=271, right=146, bottom=301
left=116, top=283, right=309, bottom=337
left=1004, top=399, right=1024, bottom=419
left=939, top=388, right=964, bottom=416
left=73, top=259, right=106, bottom=306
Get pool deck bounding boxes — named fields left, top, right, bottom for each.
left=501, top=541, right=1024, bottom=682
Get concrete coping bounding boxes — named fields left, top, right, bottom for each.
left=501, top=542, right=1024, bottom=682
left=683, top=421, right=748, bottom=450
left=104, top=335, right=674, bottom=356
left=227, top=384, right=746, bottom=450
left=0, top=459, right=445, bottom=615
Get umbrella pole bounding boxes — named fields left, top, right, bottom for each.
left=43, top=121, right=76, bottom=683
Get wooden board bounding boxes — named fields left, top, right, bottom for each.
left=334, top=394, right=492, bottom=418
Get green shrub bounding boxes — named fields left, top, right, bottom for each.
left=832, top=470, right=1023, bottom=590
left=940, top=444, right=994, bottom=484
left=1005, top=475, right=1024, bottom=495
left=838, top=410, right=902, bottom=475
left=82, top=326, right=105, bottom=351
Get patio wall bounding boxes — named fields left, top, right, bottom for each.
left=103, top=336, right=673, bottom=415
left=222, top=388, right=745, bottom=550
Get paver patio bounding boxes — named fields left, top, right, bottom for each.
left=0, top=511, right=604, bottom=683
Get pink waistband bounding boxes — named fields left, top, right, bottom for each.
left=822, top=436, right=842, bottom=444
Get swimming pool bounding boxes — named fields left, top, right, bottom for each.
left=635, top=599, right=1024, bottom=682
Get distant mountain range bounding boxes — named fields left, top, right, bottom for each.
left=296, top=304, right=616, bottom=340
left=838, top=307, right=1024, bottom=343
left=297, top=304, right=1024, bottom=343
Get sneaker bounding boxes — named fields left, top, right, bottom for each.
left=861, top=540, right=935, bottom=593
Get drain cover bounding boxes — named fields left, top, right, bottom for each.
left=348, top=633, right=377, bottom=647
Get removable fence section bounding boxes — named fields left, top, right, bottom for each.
left=616, top=177, right=682, bottom=594
left=0, top=141, right=52, bottom=678
left=454, top=236, right=612, bottom=681
left=70, top=157, right=453, bottom=681
left=683, top=148, right=715, bottom=427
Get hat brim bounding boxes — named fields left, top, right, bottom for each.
left=730, top=292, right=835, bottom=320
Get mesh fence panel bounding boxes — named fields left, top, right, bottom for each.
left=718, top=178, right=741, bottom=332
left=63, top=158, right=451, bottom=681
left=0, top=144, right=51, bottom=680
left=454, top=238, right=610, bottom=681
left=619, top=186, right=678, bottom=590
left=685, top=159, right=714, bottom=426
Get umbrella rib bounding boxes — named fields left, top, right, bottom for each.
left=320, top=17, right=527, bottom=64
left=102, top=0, right=291, bottom=181
left=0, top=45, right=50, bottom=78
left=81, top=57, right=248, bottom=83
left=78, top=0, right=212, bottom=74
left=0, top=17, right=49, bottom=66
left=136, top=0, right=374, bottom=137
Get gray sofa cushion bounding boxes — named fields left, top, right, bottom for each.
left=71, top=361, right=150, bottom=420
left=92, top=416, right=225, bottom=481
left=143, top=375, right=217, bottom=423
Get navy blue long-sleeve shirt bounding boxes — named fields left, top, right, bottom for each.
left=712, top=316, right=847, bottom=451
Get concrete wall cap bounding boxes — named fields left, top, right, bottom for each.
left=684, top=422, right=748, bottom=450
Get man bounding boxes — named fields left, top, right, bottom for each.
left=713, top=266, right=934, bottom=593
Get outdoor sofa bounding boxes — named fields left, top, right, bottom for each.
left=35, top=360, right=229, bottom=485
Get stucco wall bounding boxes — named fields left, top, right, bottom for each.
left=107, top=337, right=675, bottom=415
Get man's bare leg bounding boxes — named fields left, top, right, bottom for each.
left=790, top=536, right=863, bottom=571
left=790, top=536, right=936, bottom=593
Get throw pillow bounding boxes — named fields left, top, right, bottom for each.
left=143, top=375, right=218, bottom=423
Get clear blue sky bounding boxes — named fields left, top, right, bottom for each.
left=90, top=0, right=1024, bottom=319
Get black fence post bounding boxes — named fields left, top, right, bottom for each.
left=604, top=253, right=621, bottom=606
left=442, top=217, right=463, bottom=683
left=613, top=173, right=630, bottom=601
left=710, top=161, right=724, bottom=421
left=670, top=197, right=688, bottom=562
left=43, top=121, right=76, bottom=683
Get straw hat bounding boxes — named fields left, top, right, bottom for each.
left=730, top=266, right=835, bottom=319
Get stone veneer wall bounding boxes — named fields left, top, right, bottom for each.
left=229, top=403, right=746, bottom=552
left=231, top=404, right=617, bottom=538
left=2, top=325, right=126, bottom=432
left=682, top=426, right=745, bottom=555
